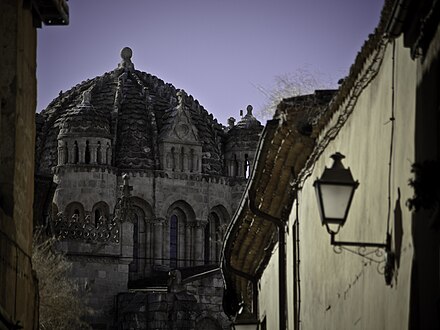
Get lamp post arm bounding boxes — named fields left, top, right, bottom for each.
left=330, top=232, right=391, bottom=251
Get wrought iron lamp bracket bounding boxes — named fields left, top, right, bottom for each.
left=329, top=230, right=394, bottom=285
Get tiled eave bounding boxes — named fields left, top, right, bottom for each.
left=31, top=0, right=69, bottom=26
left=221, top=103, right=319, bottom=308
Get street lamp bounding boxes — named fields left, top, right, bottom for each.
left=313, top=153, right=393, bottom=285
left=314, top=152, right=359, bottom=229
left=233, top=320, right=259, bottom=330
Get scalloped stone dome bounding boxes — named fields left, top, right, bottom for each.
left=35, top=47, right=229, bottom=174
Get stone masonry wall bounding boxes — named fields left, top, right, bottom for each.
left=0, top=1, right=39, bottom=328
left=116, top=272, right=230, bottom=330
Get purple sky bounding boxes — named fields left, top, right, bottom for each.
left=37, top=0, right=384, bottom=125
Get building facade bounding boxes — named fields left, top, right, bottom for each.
left=222, top=0, right=440, bottom=329
left=0, top=1, right=68, bottom=329
left=34, top=48, right=263, bottom=329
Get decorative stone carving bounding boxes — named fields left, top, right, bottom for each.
left=175, top=123, right=189, bottom=140
left=53, top=212, right=120, bottom=243
left=82, top=89, right=92, bottom=105
left=118, top=46, right=134, bottom=71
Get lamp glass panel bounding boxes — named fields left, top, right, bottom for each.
left=234, top=324, right=259, bottom=330
left=320, top=184, right=353, bottom=220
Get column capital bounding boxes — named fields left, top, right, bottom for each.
left=192, top=219, right=207, bottom=229
left=151, top=217, right=165, bottom=226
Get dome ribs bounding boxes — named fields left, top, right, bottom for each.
left=36, top=51, right=241, bottom=179
left=115, top=77, right=154, bottom=169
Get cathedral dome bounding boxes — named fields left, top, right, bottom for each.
left=36, top=47, right=225, bottom=174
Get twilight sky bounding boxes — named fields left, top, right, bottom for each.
left=37, top=0, right=384, bottom=125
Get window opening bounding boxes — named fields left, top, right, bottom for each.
left=180, top=147, right=185, bottom=171
left=85, top=140, right=91, bottom=164
left=204, top=221, right=210, bottom=264
left=94, top=209, right=101, bottom=228
left=72, top=208, right=80, bottom=221
left=170, top=214, right=178, bottom=268
left=106, top=142, right=111, bottom=165
left=213, top=214, right=221, bottom=262
left=63, top=141, right=68, bottom=164
left=129, top=213, right=139, bottom=273
left=73, top=141, right=79, bottom=164
left=244, top=154, right=250, bottom=179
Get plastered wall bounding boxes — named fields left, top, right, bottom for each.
left=258, top=36, right=417, bottom=330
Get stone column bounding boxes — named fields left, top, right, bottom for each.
left=194, top=220, right=204, bottom=266
left=57, top=141, right=66, bottom=165
left=68, top=141, right=75, bottom=164
left=238, top=160, right=244, bottom=177
left=145, top=218, right=152, bottom=267
left=106, top=145, right=112, bottom=165
left=89, top=142, right=98, bottom=164
left=153, top=218, right=163, bottom=265
left=102, top=145, right=107, bottom=165
left=79, top=142, right=86, bottom=164
left=182, top=152, right=188, bottom=172
left=185, top=223, right=191, bottom=267
left=228, top=160, right=234, bottom=177
left=120, top=221, right=134, bottom=264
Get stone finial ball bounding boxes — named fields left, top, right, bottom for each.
left=246, top=104, right=253, bottom=114
left=120, top=47, right=133, bottom=60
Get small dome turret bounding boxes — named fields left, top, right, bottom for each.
left=57, top=90, right=110, bottom=139
left=235, top=105, right=261, bottom=129
left=224, top=105, right=263, bottom=179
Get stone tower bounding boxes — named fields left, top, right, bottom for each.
left=34, top=47, right=263, bottom=329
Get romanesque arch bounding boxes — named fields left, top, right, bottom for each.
left=128, top=197, right=154, bottom=281
left=166, top=200, right=196, bottom=268
left=91, top=201, right=110, bottom=227
left=64, top=201, right=85, bottom=221
left=205, top=205, right=230, bottom=264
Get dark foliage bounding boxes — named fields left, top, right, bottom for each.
left=407, top=160, right=440, bottom=212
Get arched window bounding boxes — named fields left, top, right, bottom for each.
left=106, top=142, right=111, bottom=165
left=205, top=212, right=221, bottom=264
left=205, top=205, right=229, bottom=264
left=129, top=213, right=139, bottom=273
left=73, top=141, right=79, bottom=164
left=166, top=201, right=195, bottom=268
left=97, top=141, right=102, bottom=164
left=126, top=200, right=150, bottom=283
left=244, top=154, right=250, bottom=179
left=92, top=201, right=109, bottom=228
left=85, top=140, right=91, bottom=164
left=170, top=214, right=178, bottom=269
left=180, top=147, right=185, bottom=171
left=65, top=202, right=85, bottom=221
left=94, top=209, right=101, bottom=228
